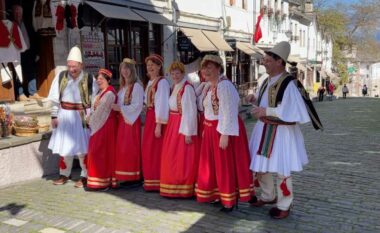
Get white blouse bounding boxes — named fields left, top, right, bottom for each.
left=144, top=78, right=170, bottom=124
left=169, top=78, right=198, bottom=136
left=203, top=78, right=240, bottom=136
left=117, top=83, right=144, bottom=125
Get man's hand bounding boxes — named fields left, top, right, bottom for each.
left=155, top=124, right=162, bottom=138
left=252, top=106, right=266, bottom=119
left=245, top=94, right=256, bottom=104
left=219, top=135, right=229, bottom=150
left=51, top=118, right=58, bottom=128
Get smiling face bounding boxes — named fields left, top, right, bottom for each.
left=202, top=61, right=220, bottom=82
left=96, top=74, right=109, bottom=91
left=146, top=60, right=161, bottom=80
left=67, top=60, right=83, bottom=79
left=120, top=63, right=131, bottom=84
left=170, top=68, right=184, bottom=85
left=262, top=53, right=284, bottom=77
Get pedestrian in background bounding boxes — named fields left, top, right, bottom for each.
left=247, top=41, right=323, bottom=219
left=362, top=84, right=368, bottom=97
left=317, top=85, right=325, bottom=102
left=328, top=82, right=335, bottom=101
left=112, top=58, right=144, bottom=184
left=342, top=84, right=349, bottom=99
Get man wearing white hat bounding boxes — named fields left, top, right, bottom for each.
left=48, top=46, right=98, bottom=188
left=246, top=41, right=322, bottom=219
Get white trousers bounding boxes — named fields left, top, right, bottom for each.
left=60, top=155, right=87, bottom=178
left=256, top=173, right=293, bottom=211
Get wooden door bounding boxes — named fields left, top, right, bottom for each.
left=36, top=36, right=55, bottom=97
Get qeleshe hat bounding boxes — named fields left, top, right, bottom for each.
left=145, top=54, right=163, bottom=65
left=98, top=68, right=112, bottom=79
left=266, top=41, right=290, bottom=63
left=67, top=46, right=82, bottom=63
left=201, top=54, right=223, bottom=67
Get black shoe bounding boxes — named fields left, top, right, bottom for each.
left=220, top=206, right=234, bottom=213
left=84, top=186, right=110, bottom=192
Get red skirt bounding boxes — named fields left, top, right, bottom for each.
left=231, top=116, right=255, bottom=201
left=87, top=112, right=117, bottom=189
left=160, top=112, right=199, bottom=198
left=141, top=108, right=165, bottom=191
left=114, top=114, right=142, bottom=181
left=196, top=119, right=237, bottom=207
left=198, top=112, right=205, bottom=137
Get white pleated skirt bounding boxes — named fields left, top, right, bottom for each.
left=249, top=121, right=309, bottom=177
left=48, top=108, right=90, bottom=157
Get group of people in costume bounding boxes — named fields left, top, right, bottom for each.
left=48, top=41, right=322, bottom=219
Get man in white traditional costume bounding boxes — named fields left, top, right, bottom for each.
left=48, top=46, right=98, bottom=188
left=247, top=41, right=323, bottom=219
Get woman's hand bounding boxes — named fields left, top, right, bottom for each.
left=185, top=136, right=192, bottom=144
left=111, top=103, right=121, bottom=111
left=155, top=123, right=162, bottom=138
left=219, top=135, right=229, bottom=150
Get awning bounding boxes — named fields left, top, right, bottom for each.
left=297, top=63, right=307, bottom=72
left=180, top=28, right=217, bottom=51
left=86, top=1, right=145, bottom=22
left=288, top=55, right=302, bottom=64
left=202, top=30, right=233, bottom=51
left=319, top=70, right=327, bottom=78
left=327, top=71, right=340, bottom=82
left=236, top=42, right=255, bottom=55
left=180, top=28, right=233, bottom=52
left=132, top=9, right=175, bottom=26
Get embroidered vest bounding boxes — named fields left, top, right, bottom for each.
left=123, top=83, right=135, bottom=105
left=0, top=21, right=22, bottom=49
left=204, top=76, right=229, bottom=115
left=58, top=71, right=93, bottom=108
left=176, top=80, right=193, bottom=114
left=146, top=77, right=164, bottom=108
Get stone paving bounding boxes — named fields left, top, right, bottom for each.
left=0, top=97, right=379, bottom=233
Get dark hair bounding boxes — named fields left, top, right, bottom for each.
left=266, top=52, right=286, bottom=66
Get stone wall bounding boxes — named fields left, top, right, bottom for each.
left=0, top=138, right=59, bottom=187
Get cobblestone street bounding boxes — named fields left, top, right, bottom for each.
left=0, top=97, right=379, bottom=233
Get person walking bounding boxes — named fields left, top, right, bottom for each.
left=342, top=84, right=349, bottom=99
left=317, top=85, right=325, bottom=102
left=112, top=58, right=144, bottom=183
left=362, top=84, right=368, bottom=97
left=328, top=82, right=335, bottom=101
left=247, top=41, right=323, bottom=219
left=48, top=46, right=98, bottom=188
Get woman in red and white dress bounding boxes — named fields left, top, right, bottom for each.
left=112, top=58, right=144, bottom=183
left=141, top=54, right=170, bottom=191
left=86, top=68, right=118, bottom=191
left=196, top=55, right=254, bottom=211
left=195, top=67, right=209, bottom=138
left=160, top=62, right=199, bottom=198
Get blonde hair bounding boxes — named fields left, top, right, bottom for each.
left=119, top=61, right=139, bottom=87
left=168, top=61, right=185, bottom=74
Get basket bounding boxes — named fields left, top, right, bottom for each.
left=14, top=116, right=38, bottom=128
left=38, top=124, right=50, bottom=133
left=13, top=126, right=39, bottom=137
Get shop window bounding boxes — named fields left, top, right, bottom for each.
left=177, top=31, right=202, bottom=65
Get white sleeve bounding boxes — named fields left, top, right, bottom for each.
left=154, top=79, right=170, bottom=124
left=267, top=81, right=310, bottom=124
left=196, top=82, right=209, bottom=111
left=217, top=81, right=239, bottom=136
left=179, top=85, right=198, bottom=136
left=47, top=72, right=61, bottom=118
left=91, top=74, right=99, bottom=103
left=120, top=84, right=144, bottom=125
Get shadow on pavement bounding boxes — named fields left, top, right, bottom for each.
left=0, top=203, right=26, bottom=216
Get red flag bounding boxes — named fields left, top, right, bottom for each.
left=254, top=14, right=263, bottom=43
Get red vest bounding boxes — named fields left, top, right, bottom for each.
left=0, top=21, right=23, bottom=50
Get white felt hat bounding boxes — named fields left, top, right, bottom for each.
left=67, top=46, right=82, bottom=63
left=266, top=41, right=290, bottom=63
